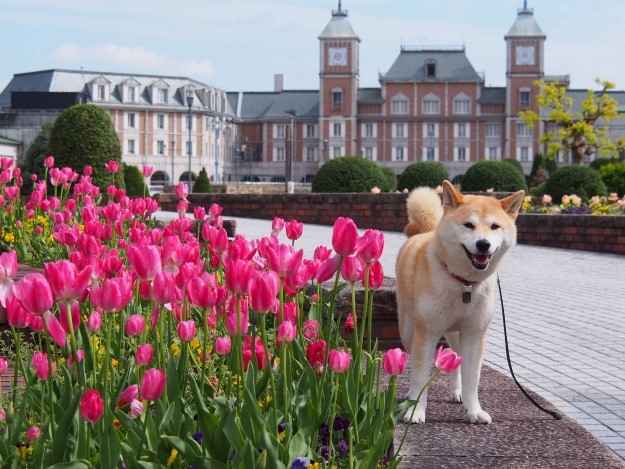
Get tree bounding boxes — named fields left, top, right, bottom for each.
left=520, top=79, right=625, bottom=165
left=193, top=167, right=211, bottom=193
left=20, top=122, right=54, bottom=193
left=123, top=164, right=148, bottom=197
left=48, top=104, right=122, bottom=190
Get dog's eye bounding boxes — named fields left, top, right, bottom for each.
left=464, top=222, right=475, bottom=230
left=491, top=223, right=501, bottom=230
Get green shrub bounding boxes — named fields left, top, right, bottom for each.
left=397, top=161, right=448, bottom=191
left=529, top=153, right=557, bottom=186
left=123, top=164, right=147, bottom=197
left=543, top=166, right=606, bottom=201
left=529, top=182, right=547, bottom=197
left=20, top=122, right=54, bottom=194
left=379, top=166, right=397, bottom=192
left=312, top=156, right=387, bottom=193
left=590, top=157, right=619, bottom=171
left=599, top=162, right=625, bottom=197
left=461, top=161, right=527, bottom=192
left=193, top=167, right=212, bottom=193
left=502, top=158, right=524, bottom=175
left=48, top=104, right=122, bottom=190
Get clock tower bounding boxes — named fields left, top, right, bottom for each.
left=505, top=1, right=546, bottom=163
left=319, top=1, right=360, bottom=159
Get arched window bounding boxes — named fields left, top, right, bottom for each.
left=331, top=88, right=343, bottom=111
left=453, top=93, right=471, bottom=115
left=391, top=93, right=409, bottom=115
left=422, top=93, right=440, bottom=115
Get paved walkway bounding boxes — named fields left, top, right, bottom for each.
left=157, top=213, right=625, bottom=461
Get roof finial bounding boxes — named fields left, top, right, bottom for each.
left=338, top=0, right=342, bottom=12
left=333, top=0, right=347, bottom=17
left=524, top=0, right=528, bottom=9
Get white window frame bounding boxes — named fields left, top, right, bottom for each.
left=517, top=123, right=532, bottom=137
left=363, top=122, right=375, bottom=138
left=97, top=85, right=106, bottom=101
left=422, top=94, right=441, bottom=115
left=455, top=146, right=469, bottom=162
left=425, top=123, right=437, bottom=138
left=127, top=112, right=136, bottom=129
left=519, top=146, right=531, bottom=162
left=157, top=140, right=165, bottom=155
left=128, top=86, right=136, bottom=103
left=488, top=146, right=499, bottom=160
left=305, top=124, right=316, bottom=139
left=331, top=88, right=343, bottom=110
left=305, top=146, right=317, bottom=162
left=363, top=146, right=376, bottom=161
left=485, top=123, right=499, bottom=138
left=393, top=145, right=406, bottom=161
left=127, top=139, right=136, bottom=155
left=275, top=124, right=286, bottom=139
left=424, top=146, right=437, bottom=161
left=332, top=145, right=343, bottom=159
left=453, top=95, right=471, bottom=115
left=332, top=122, right=342, bottom=138
left=520, top=89, right=531, bottom=108
left=157, top=113, right=166, bottom=130
left=159, top=88, right=168, bottom=104
left=457, top=122, right=467, bottom=138
left=391, top=95, right=409, bottom=115
left=394, top=123, right=407, bottom=139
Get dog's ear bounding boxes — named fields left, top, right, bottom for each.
left=501, top=190, right=525, bottom=219
left=441, top=180, right=463, bottom=209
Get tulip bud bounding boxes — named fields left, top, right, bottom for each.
left=215, top=336, right=232, bottom=356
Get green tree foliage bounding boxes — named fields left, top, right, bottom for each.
left=520, top=80, right=625, bottom=165
left=48, top=104, right=122, bottom=190
left=461, top=161, right=527, bottom=192
left=543, top=166, right=606, bottom=201
left=193, top=167, right=212, bottom=193
left=379, top=166, right=397, bottom=192
left=501, top=158, right=524, bottom=176
left=20, top=122, right=54, bottom=193
left=312, top=156, right=387, bottom=193
left=397, top=162, right=448, bottom=191
left=528, top=153, right=557, bottom=187
left=123, top=164, right=148, bottom=197
left=599, top=162, right=625, bottom=197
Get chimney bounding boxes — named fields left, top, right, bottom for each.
left=274, top=74, right=284, bottom=93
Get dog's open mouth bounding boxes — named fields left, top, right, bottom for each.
left=462, top=245, right=492, bottom=271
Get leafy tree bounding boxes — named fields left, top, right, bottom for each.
left=520, top=79, right=625, bottom=165
left=379, top=166, right=397, bottom=192
left=599, top=162, right=625, bottom=197
left=123, top=164, right=148, bottom=197
left=193, top=167, right=211, bottom=193
left=48, top=104, right=122, bottom=190
left=20, top=122, right=54, bottom=193
left=543, top=166, right=606, bottom=201
left=312, top=156, right=387, bottom=193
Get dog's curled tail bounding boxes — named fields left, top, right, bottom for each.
left=404, top=187, right=443, bottom=237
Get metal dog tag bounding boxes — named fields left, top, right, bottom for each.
left=462, top=285, right=473, bottom=304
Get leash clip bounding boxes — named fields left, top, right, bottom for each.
left=462, top=284, right=473, bottom=304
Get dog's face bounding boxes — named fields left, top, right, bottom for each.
left=436, top=181, right=525, bottom=281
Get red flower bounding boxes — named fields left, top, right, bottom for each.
left=306, top=340, right=327, bottom=371
left=79, top=388, right=104, bottom=423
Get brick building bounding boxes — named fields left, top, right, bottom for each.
left=227, top=1, right=625, bottom=182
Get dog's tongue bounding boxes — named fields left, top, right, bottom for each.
left=474, top=254, right=490, bottom=264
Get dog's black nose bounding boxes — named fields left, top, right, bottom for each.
left=476, top=239, right=491, bottom=253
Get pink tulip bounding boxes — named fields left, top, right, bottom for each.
left=303, top=320, right=320, bottom=341
left=44, top=155, right=55, bottom=168
left=313, top=245, right=332, bottom=262
left=187, top=273, right=221, bottom=308
left=117, top=384, right=139, bottom=408
left=4, top=186, right=19, bottom=200
left=315, top=255, right=340, bottom=283
left=271, top=217, right=285, bottom=235
left=0, top=357, right=8, bottom=375
left=283, top=301, right=298, bottom=322
left=224, top=259, right=254, bottom=295
left=87, top=310, right=102, bottom=332
left=328, top=349, right=352, bottom=374
left=83, top=164, right=93, bottom=176
left=90, top=274, right=133, bottom=312
left=341, top=255, right=363, bottom=284
left=43, top=260, right=92, bottom=303
left=365, top=261, right=384, bottom=289
left=151, top=271, right=180, bottom=304
left=264, top=244, right=303, bottom=279
left=0, top=408, right=5, bottom=422
left=285, top=220, right=303, bottom=241
left=59, top=302, right=81, bottom=334
left=215, top=336, right=232, bottom=356
left=383, top=348, right=408, bottom=375
left=0, top=251, right=17, bottom=308
left=177, top=320, right=196, bottom=342
left=125, top=314, right=146, bottom=337
left=208, top=203, right=223, bottom=221
left=79, top=388, right=104, bottom=423
left=43, top=311, right=67, bottom=348
left=13, top=273, right=53, bottom=315
left=6, top=295, right=30, bottom=329
left=242, top=336, right=267, bottom=370
left=332, top=217, right=358, bottom=256
left=28, top=314, right=44, bottom=332
left=249, top=271, right=279, bottom=312
left=175, top=183, right=188, bottom=201
left=67, top=349, right=85, bottom=367
left=26, top=425, right=41, bottom=442
left=356, top=229, right=384, bottom=263
left=31, top=351, right=50, bottom=380
left=129, top=399, right=144, bottom=419
left=135, top=343, right=154, bottom=366
left=127, top=245, right=162, bottom=280
left=193, top=206, right=206, bottom=221
left=435, top=346, right=463, bottom=374
left=225, top=297, right=249, bottom=336
left=201, top=224, right=228, bottom=254
left=277, top=320, right=297, bottom=344
left=140, top=368, right=166, bottom=401
left=142, top=165, right=155, bottom=178
left=105, top=160, right=120, bottom=174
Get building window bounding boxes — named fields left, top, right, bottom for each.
left=157, top=140, right=165, bottom=155
left=426, top=123, right=436, bottom=138
left=422, top=96, right=440, bottom=115
left=391, top=96, right=409, bottom=115
left=97, top=85, right=106, bottom=101
left=306, top=146, right=317, bottom=162
left=425, top=147, right=436, bottom=161
left=364, top=147, right=375, bottom=161
left=128, top=86, right=136, bottom=102
left=364, top=123, right=374, bottom=138
left=159, top=89, right=168, bottom=104
left=453, top=97, right=470, bottom=115
left=457, top=123, right=467, bottom=138
left=485, top=123, right=499, bottom=137
left=517, top=123, right=532, bottom=137
left=276, top=125, right=286, bottom=139
left=128, top=139, right=135, bottom=154
left=332, top=146, right=342, bottom=159
left=276, top=147, right=285, bottom=162
left=127, top=113, right=136, bottom=128
left=520, top=90, right=531, bottom=108
left=157, top=114, right=165, bottom=130
left=426, top=61, right=436, bottom=78
left=488, top=146, right=498, bottom=160
left=457, top=147, right=467, bottom=162
left=394, top=146, right=405, bottom=161
left=186, top=141, right=193, bottom=155
left=394, top=123, right=406, bottom=139
left=520, top=146, right=530, bottom=162
left=332, top=89, right=343, bottom=111
left=306, top=124, right=316, bottom=138
left=333, top=122, right=342, bottom=138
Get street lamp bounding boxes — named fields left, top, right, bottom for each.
left=213, top=118, right=221, bottom=184
left=185, top=88, right=194, bottom=192
left=284, top=109, right=297, bottom=192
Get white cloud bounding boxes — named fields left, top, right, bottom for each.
left=52, top=43, right=215, bottom=81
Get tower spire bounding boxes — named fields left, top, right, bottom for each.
left=333, top=0, right=347, bottom=17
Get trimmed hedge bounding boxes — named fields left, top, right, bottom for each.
left=590, top=157, right=619, bottom=171
left=543, top=166, right=606, bottom=201
left=123, top=164, right=147, bottom=197
left=48, top=104, right=122, bottom=190
left=20, top=122, right=53, bottom=194
left=380, top=166, right=397, bottom=192
left=397, top=162, right=448, bottom=191
left=502, top=158, right=524, bottom=175
left=312, top=157, right=387, bottom=193
left=599, top=162, right=625, bottom=197
left=461, top=161, right=527, bottom=192
left=193, top=167, right=212, bottom=193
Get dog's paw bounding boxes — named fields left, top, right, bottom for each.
left=452, top=390, right=463, bottom=403
left=466, top=408, right=492, bottom=424
left=402, top=405, right=426, bottom=424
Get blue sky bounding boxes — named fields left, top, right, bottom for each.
left=2, top=0, right=624, bottom=93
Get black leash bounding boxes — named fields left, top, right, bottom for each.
left=497, top=274, right=562, bottom=420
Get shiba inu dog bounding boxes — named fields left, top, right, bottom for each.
left=395, top=181, right=525, bottom=424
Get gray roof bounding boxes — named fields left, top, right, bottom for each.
left=538, top=89, right=625, bottom=121
left=506, top=8, right=545, bottom=38
left=319, top=10, right=358, bottom=39
left=228, top=91, right=320, bottom=120
left=358, top=88, right=383, bottom=104
left=383, top=48, right=482, bottom=83
left=0, top=135, right=20, bottom=146
left=479, top=87, right=506, bottom=105
left=0, top=69, right=233, bottom=114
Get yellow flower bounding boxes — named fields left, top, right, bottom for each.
left=308, top=463, right=321, bottom=469
left=170, top=342, right=181, bottom=358
left=16, top=445, right=33, bottom=460
left=166, top=448, right=178, bottom=466
left=3, top=232, right=15, bottom=243
left=111, top=359, right=119, bottom=368
left=113, top=418, right=122, bottom=431
left=191, top=338, right=202, bottom=352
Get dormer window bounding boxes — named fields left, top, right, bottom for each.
left=128, top=86, right=136, bottom=102
left=426, top=60, right=437, bottom=79
left=159, top=89, right=168, bottom=104
left=97, top=85, right=106, bottom=101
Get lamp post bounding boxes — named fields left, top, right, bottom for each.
left=285, top=109, right=297, bottom=192
left=213, top=119, right=221, bottom=183
left=170, top=140, right=175, bottom=189
left=185, top=88, right=194, bottom=192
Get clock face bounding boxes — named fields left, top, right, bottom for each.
left=516, top=46, right=535, bottom=66
left=328, top=47, right=348, bottom=66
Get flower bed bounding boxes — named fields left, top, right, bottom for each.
left=0, top=156, right=465, bottom=467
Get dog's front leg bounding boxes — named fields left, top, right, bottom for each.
left=403, top=334, right=437, bottom=424
left=459, top=329, right=491, bottom=424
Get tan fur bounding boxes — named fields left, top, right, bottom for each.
left=396, top=181, right=525, bottom=424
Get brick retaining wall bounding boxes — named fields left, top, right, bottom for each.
left=159, top=193, right=625, bottom=255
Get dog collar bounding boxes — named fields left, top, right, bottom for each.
left=441, top=262, right=477, bottom=304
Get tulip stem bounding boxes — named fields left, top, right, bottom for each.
left=327, top=375, right=339, bottom=465
left=10, top=327, right=22, bottom=410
